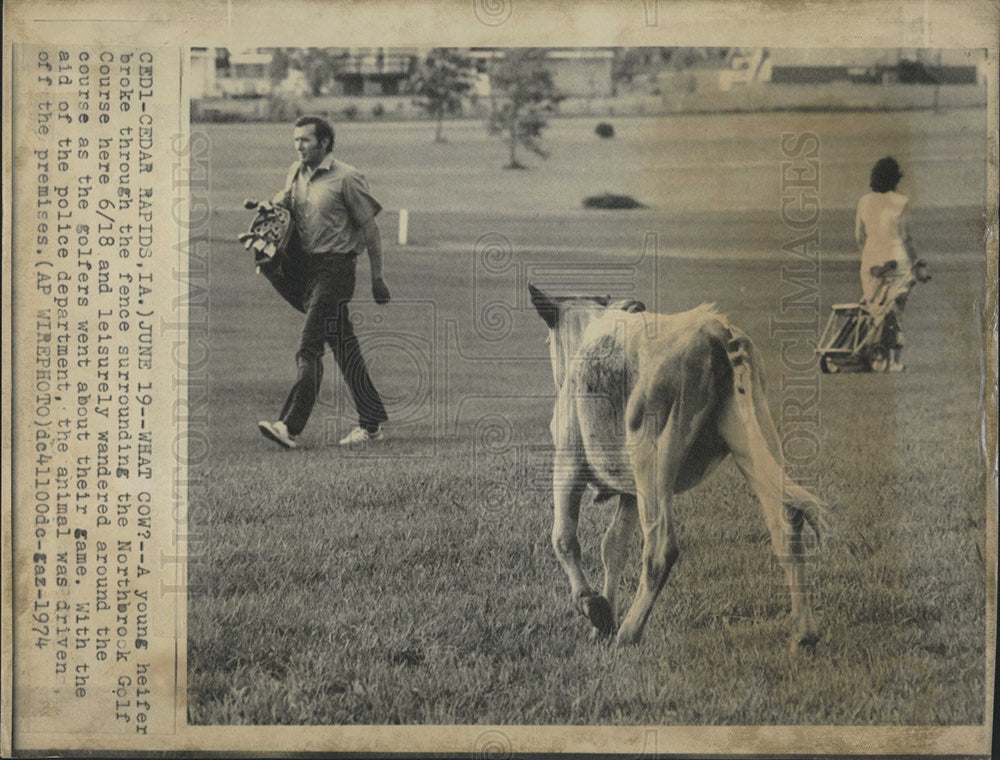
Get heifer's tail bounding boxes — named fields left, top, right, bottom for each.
left=722, top=326, right=829, bottom=545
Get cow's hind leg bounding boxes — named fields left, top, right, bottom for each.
left=719, top=382, right=822, bottom=651
left=615, top=450, right=680, bottom=646
left=615, top=408, right=695, bottom=646
left=552, top=455, right=613, bottom=636
left=616, top=356, right=722, bottom=646
left=599, top=494, right=638, bottom=635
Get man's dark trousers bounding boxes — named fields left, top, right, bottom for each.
left=279, top=254, right=388, bottom=436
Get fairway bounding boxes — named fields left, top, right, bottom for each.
left=187, top=109, right=990, bottom=725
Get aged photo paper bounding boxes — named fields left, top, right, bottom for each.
left=3, top=0, right=997, bottom=756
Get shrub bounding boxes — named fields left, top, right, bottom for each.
left=582, top=193, right=646, bottom=210
left=595, top=122, right=615, bottom=139
left=266, top=96, right=296, bottom=122
left=191, top=106, right=248, bottom=123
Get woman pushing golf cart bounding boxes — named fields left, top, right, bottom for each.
left=856, top=156, right=920, bottom=371
left=816, top=157, right=930, bottom=374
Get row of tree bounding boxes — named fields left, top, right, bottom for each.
left=410, top=48, right=563, bottom=169
left=265, top=49, right=349, bottom=99
left=249, top=47, right=732, bottom=168
left=251, top=47, right=561, bottom=168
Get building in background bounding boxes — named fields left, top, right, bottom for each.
left=189, top=47, right=216, bottom=99
left=467, top=47, right=616, bottom=97
left=217, top=50, right=273, bottom=97
left=189, top=47, right=425, bottom=98
left=334, top=47, right=423, bottom=95
left=547, top=49, right=616, bottom=97
left=767, top=48, right=982, bottom=84
left=189, top=46, right=988, bottom=120
left=192, top=47, right=618, bottom=100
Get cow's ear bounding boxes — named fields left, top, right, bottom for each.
left=529, top=283, right=559, bottom=329
left=623, top=299, right=646, bottom=313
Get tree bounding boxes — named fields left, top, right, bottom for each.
left=487, top=49, right=563, bottom=169
left=268, top=49, right=291, bottom=91
left=409, top=49, right=475, bottom=142
left=295, top=48, right=342, bottom=97
left=613, top=48, right=651, bottom=84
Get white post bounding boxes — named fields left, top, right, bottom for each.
left=398, top=208, right=409, bottom=246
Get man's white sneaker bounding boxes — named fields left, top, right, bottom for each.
left=258, top=420, right=298, bottom=449
left=338, top=425, right=384, bottom=445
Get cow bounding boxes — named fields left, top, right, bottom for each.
left=528, top=283, right=826, bottom=649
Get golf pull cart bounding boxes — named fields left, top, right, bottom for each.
left=816, top=259, right=930, bottom=374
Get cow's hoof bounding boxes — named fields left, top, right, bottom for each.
left=580, top=594, right=615, bottom=639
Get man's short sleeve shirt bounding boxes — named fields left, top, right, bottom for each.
left=285, top=154, right=382, bottom=255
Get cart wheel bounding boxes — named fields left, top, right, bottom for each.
left=869, top=345, right=890, bottom=372
left=820, top=355, right=839, bottom=374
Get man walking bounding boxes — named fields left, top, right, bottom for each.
left=258, top=115, right=390, bottom=449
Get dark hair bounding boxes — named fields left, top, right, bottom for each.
left=294, top=115, right=335, bottom=152
left=870, top=156, right=903, bottom=193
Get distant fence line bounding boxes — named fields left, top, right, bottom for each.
left=192, top=81, right=987, bottom=124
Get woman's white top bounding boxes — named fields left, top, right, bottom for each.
left=855, top=190, right=912, bottom=302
